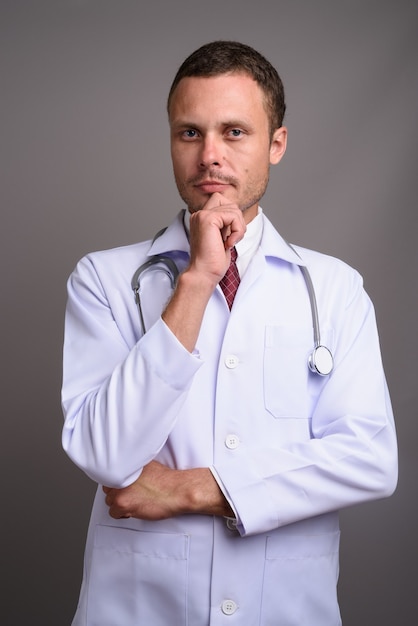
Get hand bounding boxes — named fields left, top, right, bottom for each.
left=188, top=192, right=246, bottom=285
left=103, top=460, right=233, bottom=520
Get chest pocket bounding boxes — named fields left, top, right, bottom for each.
left=264, top=325, right=331, bottom=419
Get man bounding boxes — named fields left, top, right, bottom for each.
left=62, top=41, right=398, bottom=625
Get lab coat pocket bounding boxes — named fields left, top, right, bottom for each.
left=264, top=325, right=332, bottom=419
left=261, top=530, right=341, bottom=626
left=264, top=326, right=312, bottom=418
left=87, top=524, right=190, bottom=626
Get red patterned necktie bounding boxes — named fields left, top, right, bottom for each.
left=219, top=247, right=240, bottom=310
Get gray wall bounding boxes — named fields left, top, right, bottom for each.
left=2, top=1, right=417, bottom=623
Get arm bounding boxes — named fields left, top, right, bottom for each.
left=162, top=192, right=246, bottom=351
left=99, top=194, right=246, bottom=515
left=62, top=193, right=246, bottom=488
left=62, top=272, right=201, bottom=487
left=213, top=277, right=398, bottom=535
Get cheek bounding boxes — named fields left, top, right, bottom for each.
left=172, top=148, right=194, bottom=175
left=171, top=158, right=187, bottom=181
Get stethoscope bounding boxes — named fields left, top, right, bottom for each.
left=131, top=231, right=334, bottom=376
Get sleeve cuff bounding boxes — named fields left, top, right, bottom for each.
left=139, top=317, right=202, bottom=389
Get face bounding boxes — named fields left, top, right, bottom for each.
left=169, top=73, right=287, bottom=223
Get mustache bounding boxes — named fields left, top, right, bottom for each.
left=187, top=170, right=238, bottom=186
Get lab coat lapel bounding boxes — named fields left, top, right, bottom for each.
left=259, top=214, right=307, bottom=267
left=147, top=210, right=190, bottom=257
left=234, top=214, right=306, bottom=305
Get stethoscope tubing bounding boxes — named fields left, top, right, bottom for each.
left=131, top=237, right=334, bottom=376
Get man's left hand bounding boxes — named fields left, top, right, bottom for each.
left=103, top=460, right=233, bottom=520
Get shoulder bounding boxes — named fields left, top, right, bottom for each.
left=295, top=243, right=359, bottom=272
left=293, top=243, right=362, bottom=279
left=261, top=213, right=361, bottom=279
left=85, top=239, right=152, bottom=269
left=69, top=211, right=188, bottom=284
left=290, top=244, right=367, bottom=310
left=69, top=239, right=152, bottom=290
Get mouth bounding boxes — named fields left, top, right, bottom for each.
left=192, top=174, right=236, bottom=194
left=195, top=181, right=231, bottom=194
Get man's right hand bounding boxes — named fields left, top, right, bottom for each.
left=187, top=191, right=246, bottom=287
left=161, top=193, right=246, bottom=352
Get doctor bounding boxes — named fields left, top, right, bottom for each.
left=62, top=41, right=398, bottom=625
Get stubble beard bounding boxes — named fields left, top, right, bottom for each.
left=175, top=170, right=270, bottom=214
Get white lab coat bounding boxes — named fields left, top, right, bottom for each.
left=62, top=210, right=397, bottom=625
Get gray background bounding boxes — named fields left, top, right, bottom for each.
left=1, top=1, right=417, bottom=623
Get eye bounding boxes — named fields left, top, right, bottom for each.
left=182, top=129, right=199, bottom=140
left=228, top=128, right=244, bottom=138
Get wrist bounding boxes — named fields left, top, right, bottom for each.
left=179, top=267, right=218, bottom=297
left=162, top=269, right=216, bottom=352
left=183, top=468, right=234, bottom=517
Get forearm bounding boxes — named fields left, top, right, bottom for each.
left=214, top=395, right=397, bottom=536
left=62, top=317, right=202, bottom=487
left=162, top=270, right=216, bottom=352
left=104, top=462, right=234, bottom=520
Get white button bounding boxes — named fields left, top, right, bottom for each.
left=225, top=517, right=238, bottom=531
left=225, top=354, right=239, bottom=369
left=221, top=599, right=238, bottom=615
left=225, top=434, right=240, bottom=450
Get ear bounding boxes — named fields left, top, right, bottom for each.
left=269, top=126, right=287, bottom=165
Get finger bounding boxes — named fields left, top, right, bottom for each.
left=223, top=214, right=246, bottom=248
left=109, top=507, right=130, bottom=520
left=106, top=495, right=132, bottom=518
left=220, top=224, right=232, bottom=242
left=104, top=492, right=113, bottom=507
left=203, top=192, right=229, bottom=210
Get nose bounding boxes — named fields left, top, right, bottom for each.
left=199, top=135, right=223, bottom=168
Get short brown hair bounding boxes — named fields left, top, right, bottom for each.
left=167, top=40, right=286, bottom=133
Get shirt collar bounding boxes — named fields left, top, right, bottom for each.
left=236, top=208, right=263, bottom=255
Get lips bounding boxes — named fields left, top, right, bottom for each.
left=196, top=181, right=230, bottom=193
left=193, top=174, right=236, bottom=192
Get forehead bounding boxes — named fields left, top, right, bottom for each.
left=169, top=73, right=269, bottom=124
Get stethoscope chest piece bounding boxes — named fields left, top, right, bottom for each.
left=308, top=345, right=334, bottom=376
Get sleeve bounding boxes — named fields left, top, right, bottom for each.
left=212, top=271, right=398, bottom=536
left=61, top=255, right=202, bottom=487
